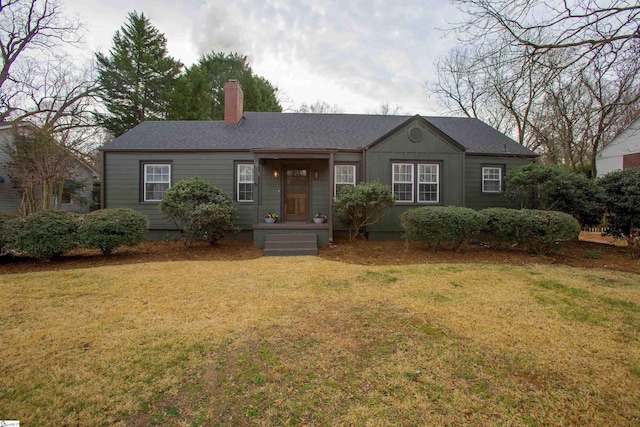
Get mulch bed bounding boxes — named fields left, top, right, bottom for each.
left=1, top=233, right=638, bottom=276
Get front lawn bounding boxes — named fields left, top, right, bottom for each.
left=1, top=258, right=639, bottom=425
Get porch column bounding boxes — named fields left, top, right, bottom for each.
left=254, top=154, right=260, bottom=223
left=328, top=152, right=334, bottom=244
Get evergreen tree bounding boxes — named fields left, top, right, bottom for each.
left=96, top=11, right=182, bottom=137
left=167, top=52, right=281, bottom=120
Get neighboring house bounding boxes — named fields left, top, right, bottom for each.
left=0, top=122, right=98, bottom=215
left=101, top=80, right=536, bottom=246
left=596, top=116, right=640, bottom=177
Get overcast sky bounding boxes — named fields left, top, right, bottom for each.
left=64, top=0, right=460, bottom=115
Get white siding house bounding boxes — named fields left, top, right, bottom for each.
left=596, top=117, right=640, bottom=177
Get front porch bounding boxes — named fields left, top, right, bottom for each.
left=248, top=149, right=352, bottom=249
left=252, top=222, right=330, bottom=248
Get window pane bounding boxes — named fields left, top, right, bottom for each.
left=394, top=183, right=413, bottom=201
left=238, top=183, right=253, bottom=201
left=145, top=183, right=169, bottom=201
left=393, top=164, right=413, bottom=183
left=238, top=164, right=254, bottom=183
left=335, top=165, right=356, bottom=195
left=418, top=164, right=438, bottom=184
left=335, top=165, right=355, bottom=184
left=418, top=183, right=438, bottom=202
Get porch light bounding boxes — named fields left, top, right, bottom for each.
left=314, top=169, right=319, bottom=179
left=274, top=168, right=279, bottom=178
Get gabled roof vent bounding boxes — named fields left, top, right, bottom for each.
left=408, top=126, right=424, bottom=143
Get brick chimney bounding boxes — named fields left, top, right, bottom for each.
left=224, top=80, right=244, bottom=124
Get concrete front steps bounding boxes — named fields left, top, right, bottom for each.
left=263, top=233, right=318, bottom=256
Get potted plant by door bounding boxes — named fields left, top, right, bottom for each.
left=313, top=213, right=327, bottom=224
left=264, top=213, right=278, bottom=224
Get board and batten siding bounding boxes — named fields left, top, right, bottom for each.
left=0, top=130, right=21, bottom=215
left=364, top=120, right=465, bottom=239
left=464, top=155, right=535, bottom=210
left=103, top=151, right=255, bottom=234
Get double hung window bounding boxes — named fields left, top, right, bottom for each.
left=237, top=163, right=254, bottom=202
left=143, top=164, right=171, bottom=202
left=392, top=162, right=440, bottom=203
left=334, top=165, right=356, bottom=195
left=482, top=166, right=502, bottom=193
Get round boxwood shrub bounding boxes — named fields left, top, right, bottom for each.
left=401, top=206, right=487, bottom=251
left=481, top=208, right=580, bottom=254
left=10, top=210, right=80, bottom=261
left=333, top=181, right=395, bottom=240
left=78, top=208, right=148, bottom=255
left=187, top=203, right=237, bottom=245
left=160, top=177, right=237, bottom=244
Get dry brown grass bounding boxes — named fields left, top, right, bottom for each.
left=1, top=258, right=639, bottom=426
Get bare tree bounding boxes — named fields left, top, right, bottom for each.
left=1, top=0, right=85, bottom=119
left=524, top=47, right=640, bottom=174
left=366, top=103, right=404, bottom=115
left=2, top=125, right=77, bottom=214
left=427, top=46, right=487, bottom=119
left=429, top=0, right=640, bottom=172
left=450, top=0, right=639, bottom=68
left=1, top=1, right=101, bottom=155
left=296, top=100, right=344, bottom=114
left=428, top=42, right=554, bottom=147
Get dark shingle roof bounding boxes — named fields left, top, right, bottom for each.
left=102, top=112, right=536, bottom=156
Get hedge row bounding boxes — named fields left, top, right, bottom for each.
left=401, top=206, right=580, bottom=254
left=0, top=209, right=148, bottom=260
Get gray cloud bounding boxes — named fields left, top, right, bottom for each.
left=192, top=0, right=458, bottom=113
left=65, top=0, right=459, bottom=113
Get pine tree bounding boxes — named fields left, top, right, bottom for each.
left=96, top=11, right=182, bottom=137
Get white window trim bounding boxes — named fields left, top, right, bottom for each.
left=417, top=163, right=440, bottom=203
left=237, top=163, right=254, bottom=202
left=334, top=164, right=357, bottom=195
left=143, top=163, right=171, bottom=202
left=392, top=163, right=415, bottom=203
left=482, top=166, right=503, bottom=193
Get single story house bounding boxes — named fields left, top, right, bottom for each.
left=0, top=122, right=98, bottom=215
left=596, top=116, right=640, bottom=177
left=101, top=80, right=536, bottom=247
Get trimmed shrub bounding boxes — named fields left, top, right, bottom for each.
left=598, top=168, right=640, bottom=237
left=160, top=177, right=237, bottom=244
left=401, top=206, right=486, bottom=251
left=186, top=203, right=237, bottom=245
left=505, top=163, right=604, bottom=227
left=9, top=210, right=80, bottom=260
left=481, top=208, right=581, bottom=254
left=79, top=209, right=148, bottom=255
left=0, top=212, right=15, bottom=255
left=333, top=181, right=395, bottom=240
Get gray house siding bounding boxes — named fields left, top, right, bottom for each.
left=364, top=120, right=465, bottom=240
left=0, top=141, right=21, bottom=215
left=103, top=151, right=255, bottom=238
left=464, top=155, right=535, bottom=210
